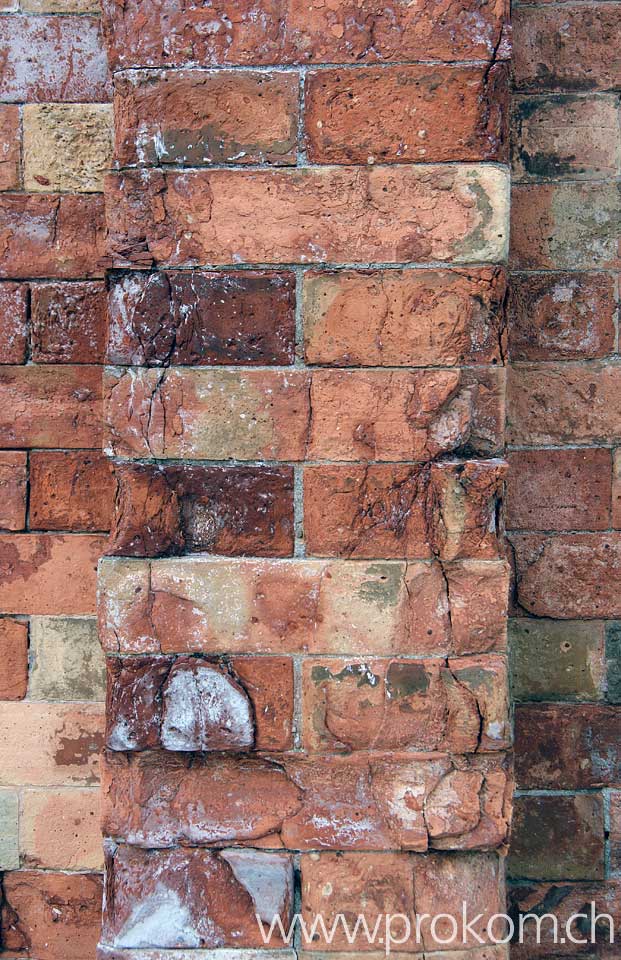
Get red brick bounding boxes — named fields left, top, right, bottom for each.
left=506, top=449, right=612, bottom=531
left=102, top=749, right=511, bottom=851
left=30, top=451, right=114, bottom=531
left=303, top=267, right=507, bottom=367
left=99, top=556, right=509, bottom=659
left=305, top=64, right=508, bottom=164
left=302, top=654, right=509, bottom=754
left=102, top=845, right=293, bottom=950
left=31, top=281, right=107, bottom=363
left=105, top=166, right=509, bottom=268
left=108, top=270, right=295, bottom=366
left=102, top=0, right=509, bottom=70
left=0, top=618, right=28, bottom=700
left=108, top=462, right=294, bottom=558
left=0, top=534, right=106, bottom=615
left=508, top=272, right=616, bottom=361
left=115, top=69, right=298, bottom=166
left=304, top=461, right=505, bottom=559
left=0, top=15, right=108, bottom=102
left=613, top=450, right=621, bottom=528
left=515, top=704, right=621, bottom=789
left=1, top=871, right=102, bottom=959
left=0, top=283, right=27, bottom=364
left=0, top=194, right=107, bottom=279
left=508, top=794, right=605, bottom=881
left=510, top=182, right=620, bottom=270
left=512, top=94, right=621, bottom=181
left=0, top=451, right=27, bottom=530
left=0, top=105, right=19, bottom=191
left=106, top=655, right=293, bottom=752
left=513, top=4, right=621, bottom=93
left=507, top=362, right=621, bottom=446
left=512, top=533, right=621, bottom=619
left=0, top=366, right=101, bottom=448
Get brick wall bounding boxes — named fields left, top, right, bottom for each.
left=507, top=1, right=621, bottom=956
left=94, top=1, right=512, bottom=957
left=0, top=0, right=112, bottom=954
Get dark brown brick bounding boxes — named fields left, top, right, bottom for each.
left=107, top=271, right=295, bottom=365
left=508, top=794, right=605, bottom=880
left=107, top=462, right=294, bottom=557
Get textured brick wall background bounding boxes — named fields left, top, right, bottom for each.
left=0, top=0, right=112, bottom=955
left=507, top=1, right=621, bottom=956
left=0, top=0, right=618, bottom=957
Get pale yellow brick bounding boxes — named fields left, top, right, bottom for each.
left=20, top=787, right=102, bottom=870
left=29, top=616, right=106, bottom=702
left=21, top=0, right=99, bottom=10
left=23, top=104, right=113, bottom=193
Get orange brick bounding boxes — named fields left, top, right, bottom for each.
left=0, top=534, right=106, bottom=615
left=0, top=105, right=19, bottom=190
left=0, top=451, right=27, bottom=530
left=0, top=618, right=28, bottom=700
left=106, top=165, right=509, bottom=268
left=30, top=451, right=115, bottom=531
left=305, top=64, right=508, bottom=163
left=0, top=366, right=101, bottom=448
left=20, top=788, right=102, bottom=870
left=0, top=702, right=104, bottom=786
left=1, top=870, right=102, bottom=959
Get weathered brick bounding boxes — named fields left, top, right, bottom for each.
left=22, top=0, right=99, bottom=11
left=304, top=461, right=505, bottom=559
left=106, top=655, right=293, bottom=752
left=98, top=557, right=509, bottom=657
left=0, top=194, right=107, bottom=279
left=305, top=64, right=508, bottom=164
left=107, top=270, right=295, bottom=366
left=515, top=703, right=621, bottom=789
left=302, top=654, right=509, bottom=754
left=29, top=616, right=106, bottom=701
left=102, top=0, right=509, bottom=70
left=102, top=749, right=511, bottom=851
left=0, top=702, right=104, bottom=786
left=510, top=182, right=621, bottom=270
left=508, top=794, right=605, bottom=881
left=513, top=4, right=621, bottom=93
left=31, top=281, right=107, bottom=363
left=23, top=104, right=113, bottom=193
left=303, top=267, right=507, bottom=367
left=510, top=618, right=606, bottom=702
left=512, top=94, right=621, bottom=180
left=0, top=282, right=28, bottom=364
left=0, top=105, right=19, bottom=191
left=512, top=533, right=621, bottom=619
left=0, top=366, right=101, bottom=448
left=506, top=449, right=612, bottom=530
left=0, top=789, right=19, bottom=869
left=508, top=271, right=616, bottom=361
left=0, top=618, right=28, bottom=700
left=610, top=792, right=621, bottom=874
left=613, top=450, right=621, bottom=529
left=0, top=451, right=27, bottom=530
left=30, top=450, right=114, bottom=532
left=0, top=16, right=108, bottom=102
left=102, top=845, right=294, bottom=950
left=507, top=362, right=621, bottom=446
left=605, top=621, right=621, bottom=704
left=104, top=367, right=504, bottom=461
left=0, top=534, right=106, bottom=615
left=105, top=166, right=510, bottom=268
left=108, top=462, right=294, bottom=558
left=1, top=871, right=103, bottom=959
left=20, top=787, right=102, bottom=870
left=509, top=880, right=621, bottom=960
left=115, top=69, right=298, bottom=166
